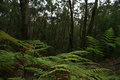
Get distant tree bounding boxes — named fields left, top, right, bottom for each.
left=87, top=0, right=98, bottom=35
left=80, top=0, right=88, bottom=49
left=68, top=0, right=74, bottom=51
left=19, top=0, right=30, bottom=40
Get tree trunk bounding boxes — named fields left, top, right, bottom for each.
left=87, top=0, right=98, bottom=36
left=68, top=0, right=74, bottom=51
left=19, top=0, right=30, bottom=40
left=80, top=0, right=88, bottom=49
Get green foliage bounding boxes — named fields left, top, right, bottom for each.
left=0, top=30, right=20, bottom=45
left=86, top=36, right=103, bottom=55
left=101, top=28, right=115, bottom=48
left=25, top=40, right=50, bottom=50
left=44, top=52, right=113, bottom=80
left=115, top=37, right=120, bottom=46
left=0, top=50, right=15, bottom=65
left=8, top=77, right=25, bottom=80
left=0, top=30, right=51, bottom=56
left=25, top=40, right=51, bottom=55
left=0, top=0, right=120, bottom=80
left=0, top=36, right=118, bottom=80
left=0, top=30, right=34, bottom=52
left=69, top=50, right=89, bottom=56
left=0, top=48, right=114, bottom=80
left=86, top=28, right=117, bottom=57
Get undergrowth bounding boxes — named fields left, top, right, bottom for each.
left=0, top=30, right=119, bottom=80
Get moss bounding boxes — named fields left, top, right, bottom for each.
left=0, top=30, right=19, bottom=44
left=0, top=30, right=33, bottom=53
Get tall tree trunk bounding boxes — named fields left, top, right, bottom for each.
left=87, top=0, right=98, bottom=35
left=68, top=0, right=74, bottom=51
left=80, top=0, right=88, bottom=49
left=20, top=0, right=30, bottom=40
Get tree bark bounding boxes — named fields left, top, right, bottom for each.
left=87, top=0, right=98, bottom=36
left=19, top=0, right=30, bottom=40
left=68, top=0, right=74, bottom=51
left=80, top=0, right=88, bottom=49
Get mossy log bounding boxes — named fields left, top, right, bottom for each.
left=0, top=30, right=33, bottom=53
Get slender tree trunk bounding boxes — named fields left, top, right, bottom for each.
left=68, top=0, right=74, bottom=51
left=19, top=0, right=30, bottom=40
left=87, top=0, right=98, bottom=35
left=80, top=0, right=88, bottom=49
left=19, top=0, right=30, bottom=79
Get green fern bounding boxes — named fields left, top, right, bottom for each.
left=0, top=33, right=118, bottom=80
left=0, top=50, right=115, bottom=80
left=86, top=28, right=116, bottom=57
left=101, top=28, right=115, bottom=48
left=45, top=52, right=112, bottom=80
left=115, top=37, right=120, bottom=46
left=8, top=77, right=25, bottom=80
left=86, top=36, right=103, bottom=55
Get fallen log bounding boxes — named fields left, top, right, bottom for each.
left=0, top=30, right=33, bottom=53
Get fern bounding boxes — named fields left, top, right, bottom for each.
left=24, top=40, right=51, bottom=56
left=86, top=36, right=103, bottom=55
left=101, top=28, right=115, bottom=48
left=86, top=28, right=117, bottom=57
left=87, top=36, right=100, bottom=48
left=45, top=52, right=112, bottom=80
left=8, top=77, right=25, bottom=80
left=0, top=34, right=118, bottom=80
left=115, top=37, right=120, bottom=46
left=0, top=49, right=115, bottom=80
left=25, top=40, right=50, bottom=50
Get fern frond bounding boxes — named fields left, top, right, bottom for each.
left=86, top=36, right=103, bottom=55
left=101, top=28, right=115, bottom=47
left=8, top=77, right=25, bottom=80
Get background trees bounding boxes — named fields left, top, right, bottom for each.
left=20, top=0, right=30, bottom=40
left=0, top=0, right=120, bottom=55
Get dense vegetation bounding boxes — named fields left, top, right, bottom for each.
left=0, top=0, right=120, bottom=80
